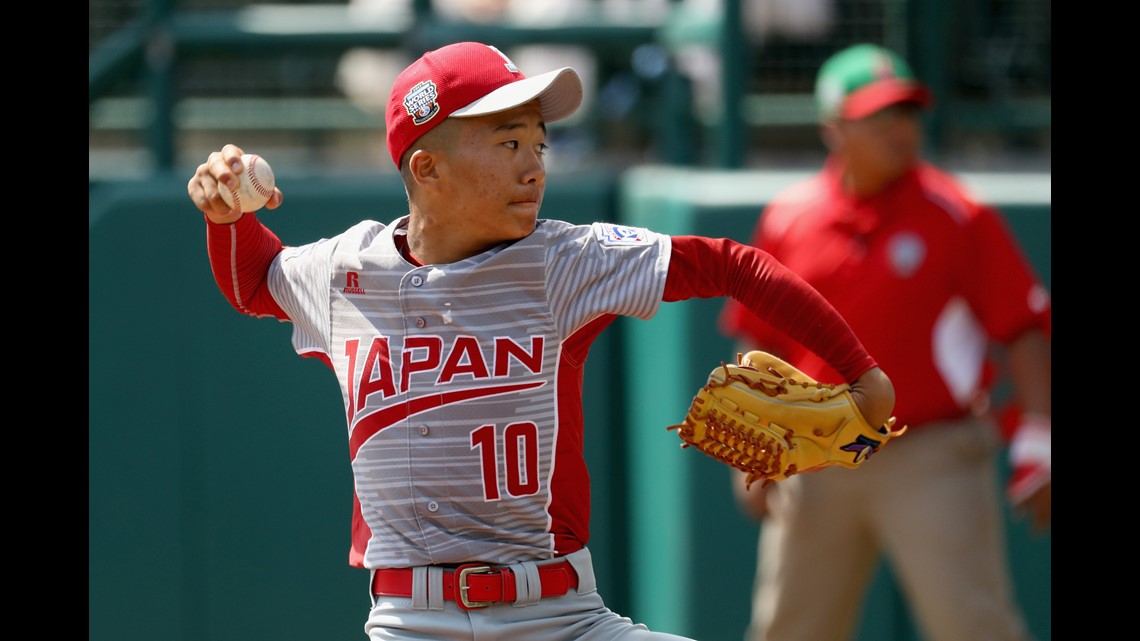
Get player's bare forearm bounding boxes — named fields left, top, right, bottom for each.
left=1019, top=482, right=1051, bottom=531
left=1005, top=328, right=1051, bottom=529
left=1006, top=330, right=1050, bottom=416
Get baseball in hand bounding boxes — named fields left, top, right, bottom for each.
left=220, top=154, right=275, bottom=212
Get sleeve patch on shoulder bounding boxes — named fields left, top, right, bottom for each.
left=596, top=223, right=652, bottom=246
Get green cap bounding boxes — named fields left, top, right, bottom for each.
left=815, top=43, right=933, bottom=122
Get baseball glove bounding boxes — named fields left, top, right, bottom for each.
left=668, top=350, right=907, bottom=488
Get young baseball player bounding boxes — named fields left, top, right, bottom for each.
left=720, top=43, right=1051, bottom=641
left=186, top=41, right=897, bottom=641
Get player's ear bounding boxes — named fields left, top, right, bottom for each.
left=407, top=149, right=440, bottom=186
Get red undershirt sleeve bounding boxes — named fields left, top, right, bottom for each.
left=205, top=212, right=289, bottom=320
left=662, top=235, right=877, bottom=383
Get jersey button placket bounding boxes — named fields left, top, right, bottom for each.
left=408, top=273, right=427, bottom=329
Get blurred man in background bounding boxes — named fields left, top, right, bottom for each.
left=719, top=43, right=1051, bottom=641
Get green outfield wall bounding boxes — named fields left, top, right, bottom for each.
left=90, top=167, right=1049, bottom=641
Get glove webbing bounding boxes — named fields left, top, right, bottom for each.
left=705, top=404, right=788, bottom=485
left=671, top=362, right=847, bottom=488
left=671, top=383, right=790, bottom=488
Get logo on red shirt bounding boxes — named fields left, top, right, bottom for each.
left=887, top=232, right=925, bottom=278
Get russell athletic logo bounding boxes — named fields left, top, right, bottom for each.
left=343, top=272, right=366, bottom=295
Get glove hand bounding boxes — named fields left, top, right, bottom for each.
left=670, top=351, right=907, bottom=489
left=1008, top=413, right=1051, bottom=530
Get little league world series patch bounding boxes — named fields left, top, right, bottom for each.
left=596, top=224, right=652, bottom=246
left=404, top=80, right=441, bottom=125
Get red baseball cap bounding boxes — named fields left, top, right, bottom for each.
left=385, top=42, right=584, bottom=168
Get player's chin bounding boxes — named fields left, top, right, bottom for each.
left=505, top=203, right=541, bottom=232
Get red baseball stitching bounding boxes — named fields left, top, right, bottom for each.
left=227, top=185, right=242, bottom=210
left=246, top=155, right=272, bottom=197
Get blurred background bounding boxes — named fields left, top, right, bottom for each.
left=89, top=2, right=1050, bottom=640
left=89, top=0, right=1049, bottom=178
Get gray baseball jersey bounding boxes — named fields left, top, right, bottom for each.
left=267, top=216, right=670, bottom=569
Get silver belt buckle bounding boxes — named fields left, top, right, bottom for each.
left=457, top=564, right=494, bottom=609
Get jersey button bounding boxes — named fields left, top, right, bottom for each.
left=411, top=275, right=424, bottom=287
left=427, top=501, right=439, bottom=512
left=418, top=425, right=429, bottom=436
left=415, top=317, right=426, bottom=328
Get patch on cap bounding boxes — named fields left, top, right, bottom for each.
left=869, top=49, right=899, bottom=80
left=403, top=80, right=441, bottom=126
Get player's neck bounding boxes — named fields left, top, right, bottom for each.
left=404, top=212, right=487, bottom=265
left=393, top=231, right=424, bottom=267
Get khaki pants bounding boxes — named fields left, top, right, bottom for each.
left=746, top=418, right=1033, bottom=641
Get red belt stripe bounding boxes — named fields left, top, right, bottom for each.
left=372, top=560, right=578, bottom=610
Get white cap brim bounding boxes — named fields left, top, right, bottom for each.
left=450, top=67, right=583, bottom=124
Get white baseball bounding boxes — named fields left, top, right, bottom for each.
left=220, top=154, right=275, bottom=212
